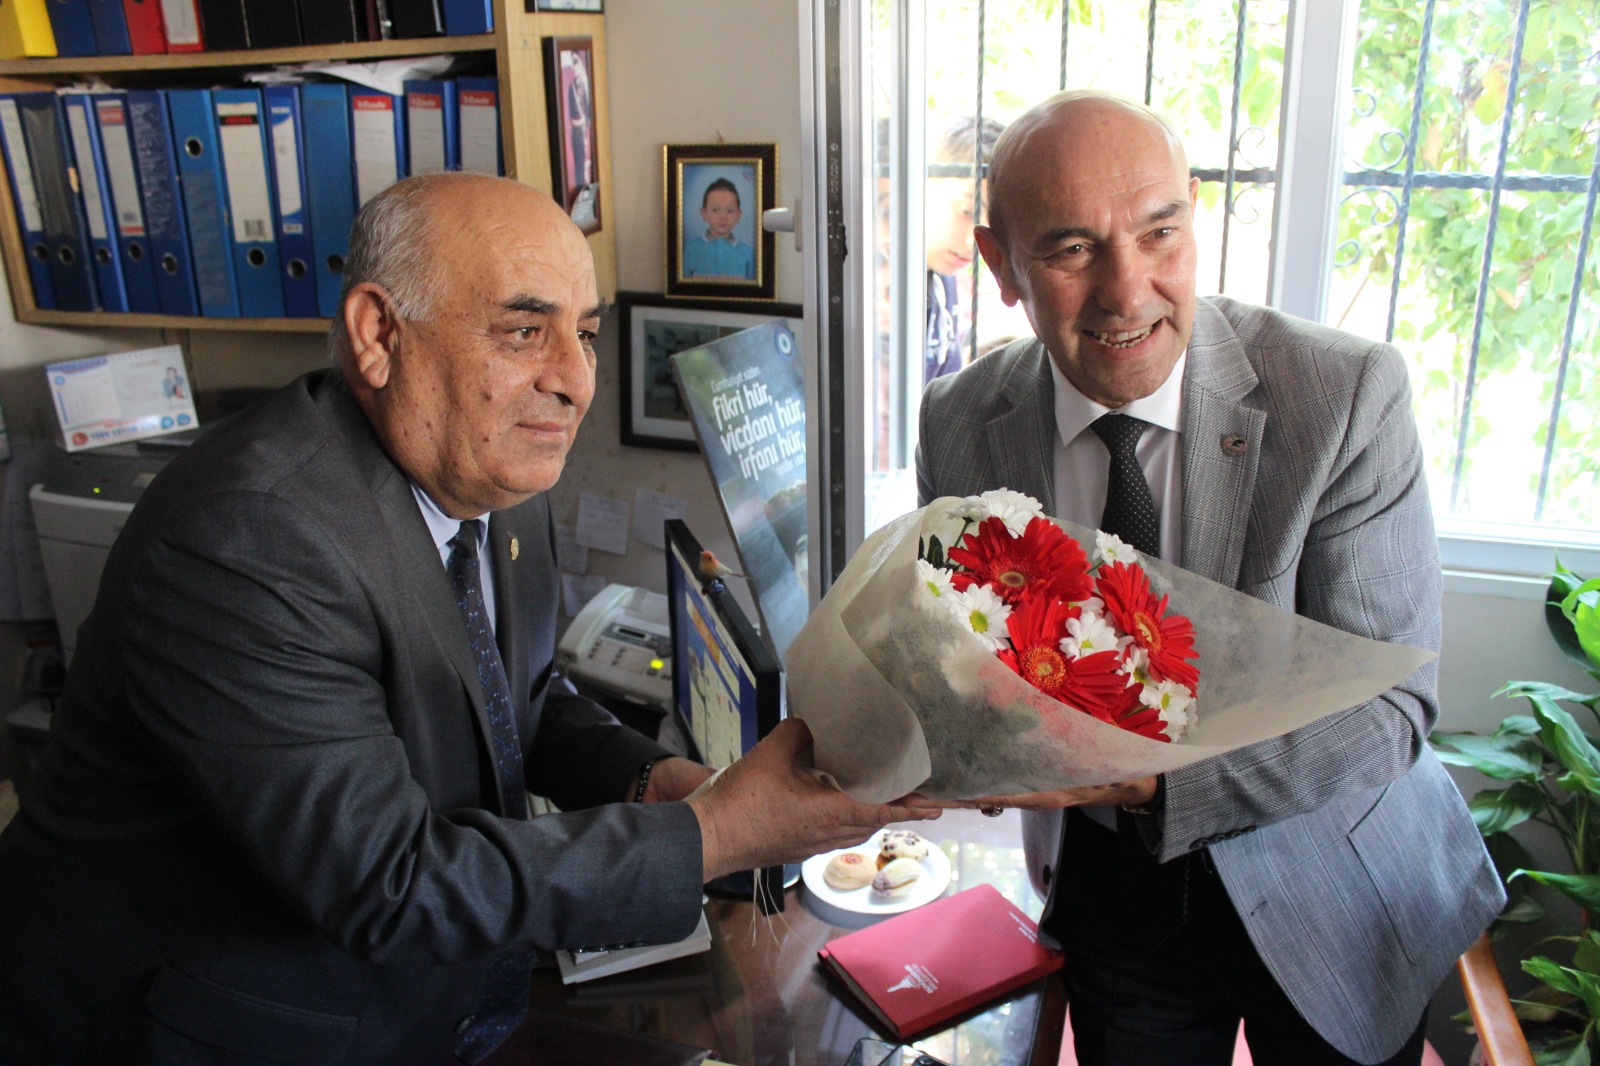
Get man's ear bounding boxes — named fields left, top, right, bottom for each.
left=343, top=282, right=399, bottom=390
left=974, top=226, right=1020, bottom=307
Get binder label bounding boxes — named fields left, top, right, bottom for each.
left=158, top=0, right=201, bottom=46
left=216, top=102, right=273, bottom=245
left=0, top=100, right=44, bottom=234
left=408, top=92, right=446, bottom=176
left=65, top=103, right=111, bottom=242
left=94, top=99, right=147, bottom=236
left=268, top=107, right=304, bottom=225
left=459, top=92, right=499, bottom=177
left=351, top=94, right=398, bottom=206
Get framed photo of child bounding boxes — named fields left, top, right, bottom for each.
left=542, top=36, right=601, bottom=235
left=663, top=143, right=777, bottom=301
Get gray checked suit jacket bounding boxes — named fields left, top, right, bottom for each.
left=916, top=296, right=1503, bottom=1064
left=0, top=371, right=706, bottom=1065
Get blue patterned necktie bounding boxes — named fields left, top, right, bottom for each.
left=447, top=519, right=534, bottom=1063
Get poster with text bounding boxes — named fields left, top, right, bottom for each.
left=670, top=320, right=806, bottom=659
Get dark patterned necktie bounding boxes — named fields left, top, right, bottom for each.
left=1090, top=413, right=1160, bottom=558
left=447, top=520, right=533, bottom=1063
left=1041, top=413, right=1190, bottom=953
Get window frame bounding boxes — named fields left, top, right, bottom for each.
left=799, top=0, right=1600, bottom=595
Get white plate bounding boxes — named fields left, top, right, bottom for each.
left=800, top=828, right=953, bottom=916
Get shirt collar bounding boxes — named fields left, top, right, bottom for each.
left=411, top=483, right=489, bottom=558
left=1050, top=350, right=1187, bottom=448
left=702, top=229, right=738, bottom=244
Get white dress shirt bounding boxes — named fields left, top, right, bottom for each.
left=1049, top=353, right=1186, bottom=569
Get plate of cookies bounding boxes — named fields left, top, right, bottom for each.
left=800, top=827, right=952, bottom=918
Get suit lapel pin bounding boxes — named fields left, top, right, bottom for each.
left=1221, top=433, right=1248, bottom=456
left=509, top=536, right=519, bottom=561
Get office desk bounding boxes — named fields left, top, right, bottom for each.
left=514, top=808, right=1066, bottom=1066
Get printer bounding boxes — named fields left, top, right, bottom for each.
left=6, top=447, right=178, bottom=781
left=30, top=446, right=177, bottom=663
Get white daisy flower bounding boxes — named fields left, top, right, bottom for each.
left=945, top=496, right=991, bottom=524
left=944, top=584, right=1013, bottom=652
left=1060, top=610, right=1122, bottom=659
left=979, top=489, right=1045, bottom=536
left=1119, top=645, right=1151, bottom=686
left=1140, top=680, right=1196, bottom=741
left=914, top=559, right=956, bottom=610
left=1095, top=530, right=1137, bottom=567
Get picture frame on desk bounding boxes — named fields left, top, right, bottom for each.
left=542, top=35, right=601, bottom=235
left=618, top=290, right=802, bottom=451
left=663, top=142, right=776, bottom=301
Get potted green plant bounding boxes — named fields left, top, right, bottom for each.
left=1433, top=561, right=1600, bottom=1064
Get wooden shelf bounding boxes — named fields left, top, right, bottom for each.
left=0, top=35, right=497, bottom=77
left=18, top=309, right=331, bottom=332
left=0, top=2, right=617, bottom=335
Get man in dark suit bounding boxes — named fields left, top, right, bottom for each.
left=917, top=92, right=1501, bottom=1065
left=0, top=173, right=934, bottom=1065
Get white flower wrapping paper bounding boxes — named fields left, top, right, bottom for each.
left=786, top=498, right=1436, bottom=802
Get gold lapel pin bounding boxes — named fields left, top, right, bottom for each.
left=1221, top=433, right=1248, bottom=456
left=509, top=536, right=520, bottom=561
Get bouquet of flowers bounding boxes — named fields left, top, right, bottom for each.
left=918, top=489, right=1198, bottom=745
left=787, top=491, right=1434, bottom=803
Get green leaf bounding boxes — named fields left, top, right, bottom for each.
left=1469, top=781, right=1547, bottom=834
left=1512, top=869, right=1600, bottom=913
left=1550, top=565, right=1599, bottom=668
left=1531, top=1031, right=1591, bottom=1066
left=1529, top=697, right=1600, bottom=792
left=1434, top=728, right=1546, bottom=780
left=1564, top=581, right=1600, bottom=674
left=1527, top=954, right=1584, bottom=996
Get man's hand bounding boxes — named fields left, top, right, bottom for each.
left=686, top=719, right=942, bottom=882
left=637, top=757, right=715, bottom=804
left=947, top=776, right=1158, bottom=812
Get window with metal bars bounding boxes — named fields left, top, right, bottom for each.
left=857, top=0, right=1600, bottom=571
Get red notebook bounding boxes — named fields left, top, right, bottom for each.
left=817, top=883, right=1064, bottom=1040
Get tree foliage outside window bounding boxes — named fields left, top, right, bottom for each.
left=873, top=0, right=1599, bottom=540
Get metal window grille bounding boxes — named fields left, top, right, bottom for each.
left=869, top=0, right=1599, bottom=537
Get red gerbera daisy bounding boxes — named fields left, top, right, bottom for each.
left=997, top=593, right=1128, bottom=719
left=1096, top=561, right=1200, bottom=690
left=946, top=516, right=1093, bottom=604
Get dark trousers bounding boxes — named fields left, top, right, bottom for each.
left=1054, top=809, right=1428, bottom=1066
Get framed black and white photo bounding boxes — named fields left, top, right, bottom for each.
left=663, top=143, right=777, bottom=301
left=542, top=36, right=601, bottom=234
left=619, top=291, right=803, bottom=450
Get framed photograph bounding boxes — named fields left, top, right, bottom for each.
left=619, top=291, right=803, bottom=450
left=663, top=143, right=777, bottom=301
left=542, top=36, right=601, bottom=234
left=529, top=1, right=603, bottom=13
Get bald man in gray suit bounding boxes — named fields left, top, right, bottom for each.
left=917, top=91, right=1502, bottom=1066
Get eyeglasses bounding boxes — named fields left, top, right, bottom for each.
left=843, top=1036, right=951, bottom=1066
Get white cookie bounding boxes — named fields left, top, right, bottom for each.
left=823, top=851, right=875, bottom=891
left=871, top=857, right=922, bottom=899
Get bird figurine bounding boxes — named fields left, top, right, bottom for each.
left=697, top=549, right=743, bottom=582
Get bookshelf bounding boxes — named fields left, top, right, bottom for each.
left=0, top=1, right=616, bottom=333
